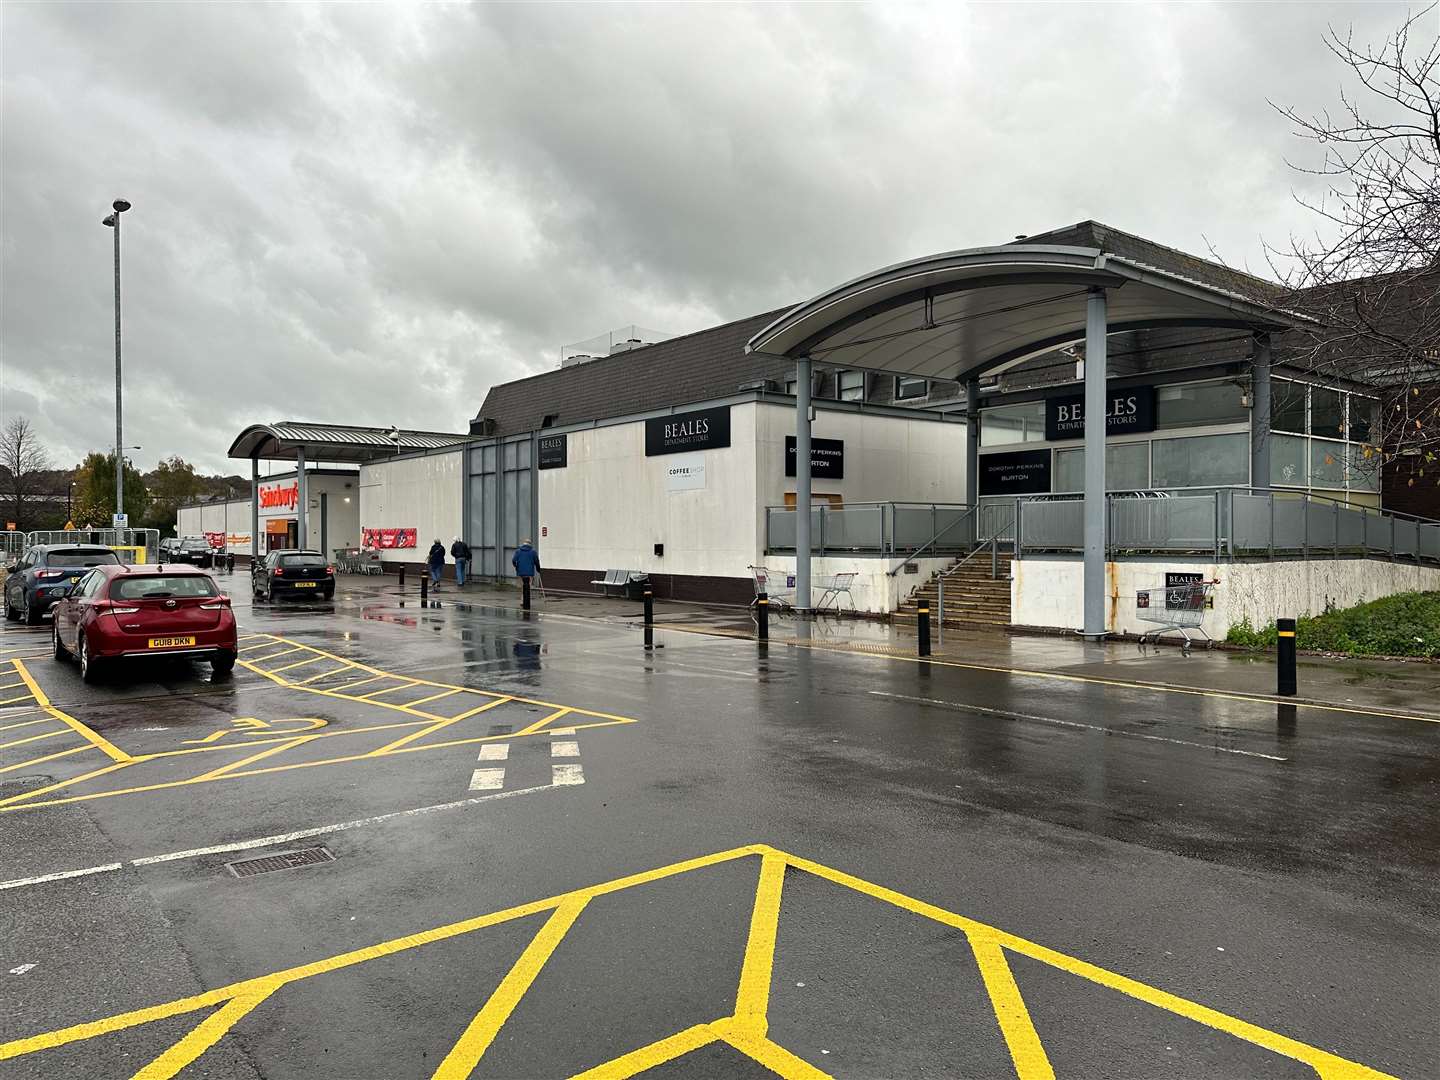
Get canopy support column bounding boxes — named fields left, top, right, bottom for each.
left=965, top=377, right=981, bottom=537
left=794, top=356, right=812, bottom=613
left=1083, top=288, right=1108, bottom=640
left=250, top=456, right=260, bottom=563
left=296, top=446, right=308, bottom=549
left=1251, top=331, right=1272, bottom=490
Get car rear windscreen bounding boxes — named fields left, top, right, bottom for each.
left=278, top=554, right=327, bottom=568
left=180, top=540, right=210, bottom=550
left=113, top=575, right=219, bottom=599
left=48, top=551, right=121, bottom=568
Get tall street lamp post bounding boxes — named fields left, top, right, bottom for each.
left=102, top=198, right=131, bottom=524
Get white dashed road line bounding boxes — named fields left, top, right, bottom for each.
left=468, top=767, right=507, bottom=791
left=550, top=740, right=580, bottom=758
left=477, top=743, right=510, bottom=761
left=552, top=763, right=585, bottom=785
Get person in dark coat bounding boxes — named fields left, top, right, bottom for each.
left=450, top=536, right=472, bottom=587
left=511, top=539, right=540, bottom=585
left=427, top=539, right=445, bottom=590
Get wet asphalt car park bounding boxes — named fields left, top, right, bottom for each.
left=0, top=569, right=1436, bottom=1079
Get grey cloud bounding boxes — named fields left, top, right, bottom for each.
left=2, top=1, right=1426, bottom=474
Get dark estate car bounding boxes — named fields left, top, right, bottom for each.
left=252, top=550, right=335, bottom=601
left=51, top=564, right=237, bottom=683
left=4, top=544, right=121, bottom=624
left=169, top=536, right=216, bottom=567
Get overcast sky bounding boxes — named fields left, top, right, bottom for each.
left=0, top=1, right=1424, bottom=475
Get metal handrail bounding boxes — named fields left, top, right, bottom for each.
left=886, top=503, right=979, bottom=576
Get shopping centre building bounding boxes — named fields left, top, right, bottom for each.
left=181, top=221, right=1440, bottom=637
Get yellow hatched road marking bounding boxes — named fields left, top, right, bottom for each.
left=130, top=985, right=279, bottom=1080
left=404, top=688, right=464, bottom=709
left=512, top=706, right=572, bottom=738
left=267, top=656, right=328, bottom=674
left=0, top=845, right=1397, bottom=1079
left=0, top=745, right=89, bottom=775
left=0, top=760, right=133, bottom=807
left=0, top=729, right=69, bottom=752
left=367, top=698, right=511, bottom=757
left=324, top=674, right=387, bottom=693
left=293, top=664, right=354, bottom=686
left=193, top=736, right=318, bottom=782
left=431, top=896, right=589, bottom=1079
left=11, top=659, right=133, bottom=762
left=0, top=693, right=37, bottom=705
left=356, top=681, right=422, bottom=699
left=0, top=680, right=27, bottom=692
left=0, top=717, right=51, bottom=734
left=970, top=935, right=1054, bottom=1080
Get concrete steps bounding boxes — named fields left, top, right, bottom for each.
left=896, top=551, right=1013, bottom=627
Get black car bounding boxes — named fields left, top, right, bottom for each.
left=4, top=545, right=122, bottom=624
left=170, top=537, right=215, bottom=568
left=252, top=550, right=335, bottom=601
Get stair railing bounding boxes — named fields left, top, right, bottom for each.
left=934, top=527, right=1013, bottom=640
left=886, top=503, right=980, bottom=577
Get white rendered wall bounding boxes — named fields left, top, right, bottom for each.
left=538, top=406, right=760, bottom=578
left=1012, top=556, right=1440, bottom=637
left=537, top=402, right=969, bottom=582
left=764, top=555, right=957, bottom=615
left=176, top=500, right=253, bottom=555
left=359, top=452, right=464, bottom=555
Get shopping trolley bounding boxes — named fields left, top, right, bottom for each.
left=1134, top=578, right=1219, bottom=649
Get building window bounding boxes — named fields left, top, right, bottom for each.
left=1053, top=442, right=1151, bottom=492
left=837, top=370, right=866, bottom=401
left=1311, top=387, right=1344, bottom=439
left=1310, top=438, right=1346, bottom=488
left=1349, top=395, right=1379, bottom=444
left=1155, top=380, right=1248, bottom=429
left=979, top=402, right=1046, bottom=446
left=1270, top=433, right=1308, bottom=487
left=784, top=378, right=797, bottom=396
left=1346, top=443, right=1382, bottom=492
left=894, top=376, right=929, bottom=401
left=1151, top=433, right=1249, bottom=488
left=1271, top=379, right=1307, bottom=434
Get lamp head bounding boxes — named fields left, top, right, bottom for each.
left=112, top=199, right=131, bottom=213
left=102, top=215, right=116, bottom=227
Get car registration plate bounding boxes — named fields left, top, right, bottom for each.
left=148, top=636, right=196, bottom=649
left=293, top=581, right=317, bottom=588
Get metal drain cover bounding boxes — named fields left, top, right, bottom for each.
left=226, top=846, right=335, bottom=878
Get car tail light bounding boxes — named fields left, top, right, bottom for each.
left=325, top=565, right=334, bottom=575
left=101, top=604, right=141, bottom=615
left=274, top=567, right=284, bottom=576
left=200, top=597, right=230, bottom=610
left=36, top=569, right=63, bottom=579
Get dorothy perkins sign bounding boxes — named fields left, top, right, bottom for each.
left=645, top=405, right=731, bottom=456
left=1045, top=385, right=1156, bottom=441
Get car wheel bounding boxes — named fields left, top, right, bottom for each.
left=211, top=651, right=236, bottom=676
left=4, top=596, right=17, bottom=622
left=24, top=595, right=41, bottom=625
left=53, top=621, right=70, bottom=661
left=78, top=633, right=104, bottom=684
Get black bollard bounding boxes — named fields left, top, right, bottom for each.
left=227, top=553, right=235, bottom=572
left=757, top=592, right=768, bottom=641
left=420, top=571, right=428, bottom=603
left=917, top=601, right=931, bottom=658
left=643, top=588, right=654, bottom=651
left=1276, top=617, right=1297, bottom=696
left=399, top=564, right=406, bottom=590
left=522, top=576, right=532, bottom=611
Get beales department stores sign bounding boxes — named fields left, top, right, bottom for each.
left=537, top=433, right=567, bottom=470
left=1044, top=385, right=1156, bottom=441
left=645, top=405, right=731, bottom=456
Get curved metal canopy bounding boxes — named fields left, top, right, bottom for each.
left=228, top=421, right=466, bottom=463
left=746, top=245, right=1311, bottom=379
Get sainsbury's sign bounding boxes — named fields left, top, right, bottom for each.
left=258, top=481, right=299, bottom=512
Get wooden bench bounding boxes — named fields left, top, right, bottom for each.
left=591, top=569, right=646, bottom=597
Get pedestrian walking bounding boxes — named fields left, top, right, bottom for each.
left=427, top=538, right=445, bottom=591
left=450, top=536, right=472, bottom=587
left=512, top=538, right=541, bottom=589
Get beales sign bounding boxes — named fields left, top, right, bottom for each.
left=645, top=406, right=731, bottom=456
left=1044, top=385, right=1156, bottom=441
left=258, top=480, right=299, bottom=512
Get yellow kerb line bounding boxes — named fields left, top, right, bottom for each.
left=11, top=660, right=132, bottom=762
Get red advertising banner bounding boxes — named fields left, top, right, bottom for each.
left=203, top=531, right=227, bottom=549
left=362, top=527, right=417, bottom=550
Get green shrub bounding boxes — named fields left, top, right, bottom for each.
left=1226, top=592, right=1440, bottom=658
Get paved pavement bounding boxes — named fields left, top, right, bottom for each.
left=0, top=569, right=1436, bottom=1079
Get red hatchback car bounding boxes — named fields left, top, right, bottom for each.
left=51, top=565, right=238, bottom=682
